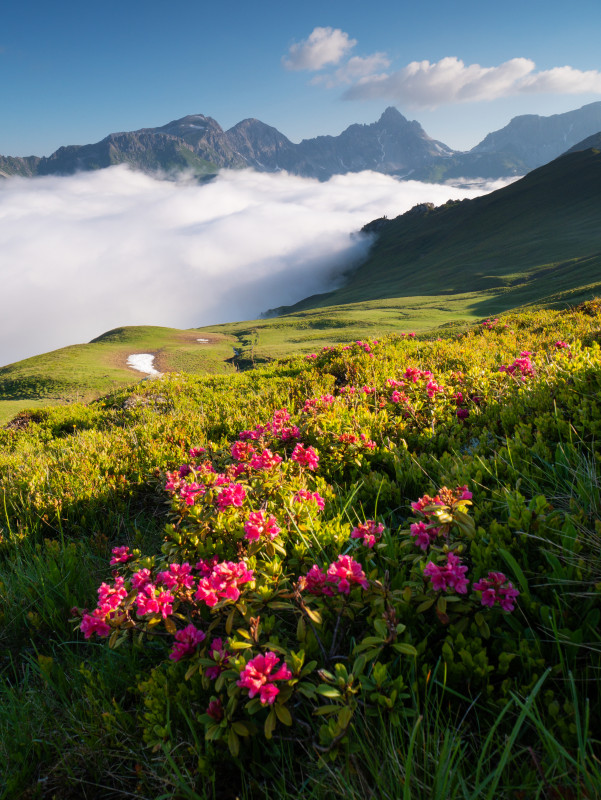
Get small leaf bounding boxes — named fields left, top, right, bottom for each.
left=264, top=708, right=277, bottom=739
left=164, top=617, right=177, bottom=635
left=337, top=706, right=353, bottom=728
left=316, top=685, right=342, bottom=698
left=392, top=642, right=417, bottom=656
left=416, top=598, right=435, bottom=613
left=227, top=728, right=240, bottom=757
left=232, top=721, right=250, bottom=737
left=275, top=704, right=293, bottom=726
left=304, top=606, right=322, bottom=625
left=225, top=608, right=236, bottom=635
left=184, top=662, right=199, bottom=681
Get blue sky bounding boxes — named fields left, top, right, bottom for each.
left=3, top=0, right=601, bottom=156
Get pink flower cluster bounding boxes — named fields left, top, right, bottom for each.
left=237, top=652, right=292, bottom=705
left=404, top=367, right=432, bottom=383
left=351, top=519, right=384, bottom=548
left=135, top=584, right=175, bottom=618
left=424, top=552, right=469, bottom=594
left=299, top=555, right=369, bottom=596
left=249, top=448, right=283, bottom=471
left=80, top=575, right=129, bottom=638
left=169, top=624, right=205, bottom=661
left=337, top=432, right=376, bottom=450
left=426, top=380, right=442, bottom=398
left=110, top=546, right=133, bottom=565
left=244, top=511, right=281, bottom=542
left=291, top=444, right=320, bottom=471
left=195, top=560, right=254, bottom=607
left=499, top=351, right=535, bottom=379
left=216, top=482, right=246, bottom=511
left=302, top=394, right=335, bottom=414
left=390, top=389, right=410, bottom=404
left=482, top=318, right=499, bottom=329
left=156, top=562, right=195, bottom=592
left=231, top=440, right=255, bottom=462
left=205, top=637, right=231, bottom=679
left=409, top=520, right=442, bottom=551
left=238, top=408, right=299, bottom=443
left=473, top=572, right=520, bottom=611
left=411, top=485, right=472, bottom=515
left=292, top=489, right=325, bottom=511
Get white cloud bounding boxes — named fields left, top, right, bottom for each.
left=312, top=53, right=391, bottom=88
left=283, top=27, right=356, bottom=71
left=0, top=166, right=505, bottom=366
left=343, top=56, right=601, bottom=107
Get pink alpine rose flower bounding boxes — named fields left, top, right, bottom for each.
left=326, top=555, right=369, bottom=594
left=135, top=584, right=174, bottom=618
left=244, top=511, right=281, bottom=542
left=205, top=638, right=232, bottom=679
left=237, top=652, right=292, bottom=705
left=110, top=546, right=133, bottom=565
left=423, top=552, right=468, bottom=594
left=298, top=564, right=333, bottom=596
left=410, top=521, right=440, bottom=551
left=169, top=624, right=206, bottom=661
left=351, top=520, right=384, bottom=548
left=293, top=489, right=325, bottom=511
left=157, top=562, right=195, bottom=592
left=194, top=560, right=254, bottom=607
left=291, top=444, right=320, bottom=471
left=216, top=482, right=246, bottom=511
left=472, top=571, right=520, bottom=611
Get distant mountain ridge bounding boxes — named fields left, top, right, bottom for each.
left=2, top=103, right=601, bottom=182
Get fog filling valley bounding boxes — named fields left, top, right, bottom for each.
left=0, top=167, right=512, bottom=366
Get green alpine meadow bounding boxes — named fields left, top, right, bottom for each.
left=1, top=298, right=601, bottom=798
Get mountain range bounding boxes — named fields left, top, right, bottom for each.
left=2, top=102, right=601, bottom=182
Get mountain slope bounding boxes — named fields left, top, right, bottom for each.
left=470, top=101, right=601, bottom=169
left=278, top=144, right=601, bottom=312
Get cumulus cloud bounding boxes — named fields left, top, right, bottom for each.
left=0, top=166, right=505, bottom=366
left=283, top=27, right=356, bottom=71
left=312, top=53, right=391, bottom=88
left=343, top=56, right=601, bottom=107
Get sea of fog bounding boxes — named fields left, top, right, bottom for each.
left=0, top=167, right=514, bottom=366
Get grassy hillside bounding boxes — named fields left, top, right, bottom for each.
left=0, top=295, right=497, bottom=425
left=0, top=326, right=237, bottom=424
left=282, top=147, right=601, bottom=312
left=1, top=302, right=601, bottom=798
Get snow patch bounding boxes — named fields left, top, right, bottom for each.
left=197, top=338, right=209, bottom=343
left=127, top=353, right=161, bottom=376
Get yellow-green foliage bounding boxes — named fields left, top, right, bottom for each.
left=1, top=301, right=601, bottom=798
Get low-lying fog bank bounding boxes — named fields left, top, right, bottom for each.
left=0, top=166, right=513, bottom=366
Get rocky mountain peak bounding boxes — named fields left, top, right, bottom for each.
left=377, top=106, right=408, bottom=125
